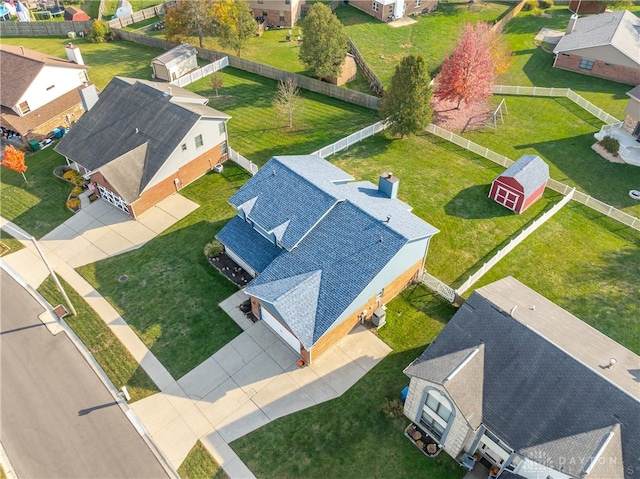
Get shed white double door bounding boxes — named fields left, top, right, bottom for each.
left=494, top=185, right=519, bottom=211
left=260, top=306, right=300, bottom=353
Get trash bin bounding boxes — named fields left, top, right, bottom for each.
left=401, top=386, right=409, bottom=403
left=52, top=128, right=62, bottom=139
left=29, top=140, right=40, bottom=151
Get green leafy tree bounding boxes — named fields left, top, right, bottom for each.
left=212, top=0, right=257, bottom=57
left=299, top=3, right=348, bottom=79
left=165, top=0, right=215, bottom=48
left=379, top=55, right=433, bottom=138
left=88, top=20, right=106, bottom=43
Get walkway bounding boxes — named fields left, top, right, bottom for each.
left=0, top=198, right=393, bottom=477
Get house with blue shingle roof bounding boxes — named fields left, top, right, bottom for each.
left=489, top=155, right=549, bottom=214
left=216, top=155, right=439, bottom=363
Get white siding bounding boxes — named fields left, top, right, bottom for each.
left=16, top=64, right=86, bottom=114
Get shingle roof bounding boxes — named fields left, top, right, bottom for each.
left=405, top=277, right=640, bottom=479
left=498, top=154, right=549, bottom=197
left=55, top=77, right=230, bottom=200
left=627, top=85, right=640, bottom=101
left=215, top=216, right=283, bottom=274
left=0, top=44, right=88, bottom=109
left=553, top=10, right=640, bottom=67
left=151, top=43, right=198, bottom=68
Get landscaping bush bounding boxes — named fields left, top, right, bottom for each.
left=66, top=197, right=81, bottom=210
left=380, top=398, right=404, bottom=419
left=204, top=239, right=224, bottom=258
left=522, top=0, right=538, bottom=11
left=538, top=0, right=554, bottom=9
left=62, top=169, right=88, bottom=187
left=88, top=20, right=115, bottom=43
left=71, top=186, right=84, bottom=197
left=599, top=136, right=620, bottom=156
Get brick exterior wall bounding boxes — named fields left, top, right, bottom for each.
left=350, top=0, right=437, bottom=22
left=623, top=113, right=639, bottom=135
left=554, top=53, right=640, bottom=86
left=403, top=0, right=438, bottom=16
left=251, top=5, right=298, bottom=27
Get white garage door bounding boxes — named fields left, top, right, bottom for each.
left=260, top=306, right=300, bottom=353
left=97, top=184, right=129, bottom=215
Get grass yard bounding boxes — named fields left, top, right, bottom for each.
left=337, top=1, right=513, bottom=86
left=37, top=276, right=159, bottom=401
left=83, top=0, right=162, bottom=19
left=0, top=231, right=25, bottom=256
left=187, top=67, right=380, bottom=166
left=498, top=6, right=640, bottom=119
left=77, top=164, right=250, bottom=379
left=232, top=287, right=464, bottom=479
left=0, top=146, right=73, bottom=239
left=330, top=132, right=558, bottom=286
left=471, top=204, right=640, bottom=355
left=0, top=37, right=162, bottom=89
left=178, top=441, right=229, bottom=479
left=461, top=96, right=640, bottom=218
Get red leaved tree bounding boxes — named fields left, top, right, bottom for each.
left=434, top=22, right=496, bottom=109
left=2, top=145, right=27, bottom=183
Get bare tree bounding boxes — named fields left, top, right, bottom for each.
left=273, top=78, right=302, bottom=129
left=211, top=71, right=223, bottom=97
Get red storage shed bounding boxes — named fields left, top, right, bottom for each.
left=64, top=7, right=90, bottom=21
left=489, top=154, right=549, bottom=214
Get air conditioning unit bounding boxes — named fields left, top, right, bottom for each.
left=372, top=307, right=386, bottom=328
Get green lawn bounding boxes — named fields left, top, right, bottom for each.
left=0, top=231, right=25, bottom=256
left=178, top=441, right=229, bottom=479
left=498, top=6, right=640, bottom=119
left=338, top=1, right=513, bottom=86
left=461, top=96, right=640, bottom=218
left=187, top=67, right=380, bottom=166
left=330, top=132, right=558, bottom=286
left=231, top=287, right=464, bottom=479
left=77, top=164, right=249, bottom=379
left=0, top=147, right=73, bottom=239
left=84, top=0, right=162, bottom=19
left=0, top=37, right=162, bottom=89
left=37, top=276, right=159, bottom=401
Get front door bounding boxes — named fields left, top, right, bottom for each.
left=632, top=121, right=640, bottom=138
left=495, top=185, right=519, bottom=211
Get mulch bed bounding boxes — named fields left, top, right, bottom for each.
left=432, top=97, right=492, bottom=133
left=207, top=251, right=253, bottom=287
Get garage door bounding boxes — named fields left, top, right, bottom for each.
left=97, top=184, right=129, bottom=215
left=225, top=247, right=256, bottom=277
left=260, top=306, right=300, bottom=352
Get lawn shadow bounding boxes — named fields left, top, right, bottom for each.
left=444, top=184, right=513, bottom=219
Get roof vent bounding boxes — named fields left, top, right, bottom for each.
left=168, top=86, right=172, bottom=96
left=605, top=358, right=617, bottom=369
left=378, top=172, right=399, bottom=199
left=509, top=305, right=517, bottom=316
left=386, top=214, right=391, bottom=223
left=135, top=127, right=139, bottom=134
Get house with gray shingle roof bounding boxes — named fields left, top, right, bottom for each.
left=0, top=43, right=90, bottom=144
left=216, top=155, right=439, bottom=363
left=55, top=76, right=230, bottom=218
left=552, top=10, right=640, bottom=85
left=403, top=276, right=640, bottom=479
left=489, top=155, right=549, bottom=214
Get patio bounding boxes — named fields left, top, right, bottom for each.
left=595, top=124, right=640, bottom=167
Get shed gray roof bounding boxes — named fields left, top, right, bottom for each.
left=627, top=85, right=640, bottom=101
left=405, top=277, right=640, bottom=479
left=553, top=10, right=640, bottom=67
left=151, top=44, right=198, bottom=68
left=497, top=154, right=549, bottom=197
left=55, top=77, right=229, bottom=200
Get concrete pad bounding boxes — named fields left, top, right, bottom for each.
left=388, top=16, right=416, bottom=28
left=264, top=338, right=298, bottom=370
left=252, top=374, right=315, bottom=421
left=336, top=325, right=392, bottom=372
left=245, top=321, right=279, bottom=350
left=162, top=381, right=194, bottom=415
left=226, top=309, right=254, bottom=331
left=109, top=220, right=155, bottom=246
left=232, top=351, right=282, bottom=393
left=310, top=346, right=365, bottom=397
left=129, top=393, right=179, bottom=435
left=1, top=248, right=50, bottom=288
left=90, top=231, right=136, bottom=256
left=64, top=243, right=111, bottom=268
left=41, top=223, right=77, bottom=242
left=47, top=234, right=93, bottom=259
left=215, top=399, right=270, bottom=443
left=201, top=431, right=257, bottom=479
left=151, top=415, right=198, bottom=470
left=60, top=211, right=96, bottom=234
left=288, top=366, right=337, bottom=404
left=215, top=342, right=248, bottom=377
left=80, top=220, right=113, bottom=243
left=196, top=377, right=250, bottom=426
left=227, top=333, right=261, bottom=365
left=94, top=204, right=130, bottom=226
left=83, top=199, right=117, bottom=220
left=153, top=194, right=199, bottom=220
left=178, top=356, right=230, bottom=400
left=535, top=27, right=564, bottom=45
left=180, top=404, right=214, bottom=438
left=136, top=207, right=178, bottom=234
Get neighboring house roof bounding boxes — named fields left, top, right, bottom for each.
left=0, top=44, right=88, bottom=109
left=151, top=43, right=198, bottom=68
left=553, top=10, right=640, bottom=67
left=497, top=154, right=549, bottom=197
left=405, top=276, right=639, bottom=479
left=220, top=155, right=439, bottom=349
left=55, top=77, right=230, bottom=201
left=627, top=84, right=640, bottom=101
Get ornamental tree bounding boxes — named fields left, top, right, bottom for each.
left=2, top=145, right=27, bottom=183
left=274, top=78, right=303, bottom=129
left=165, top=0, right=215, bottom=48
left=211, top=71, right=223, bottom=97
left=434, top=22, right=496, bottom=109
left=379, top=54, right=433, bottom=138
left=212, top=0, right=257, bottom=57
left=299, top=3, right=348, bottom=79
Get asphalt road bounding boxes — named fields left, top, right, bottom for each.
left=0, top=270, right=169, bottom=478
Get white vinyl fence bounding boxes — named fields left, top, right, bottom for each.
left=228, top=147, right=258, bottom=175
left=420, top=272, right=456, bottom=303
left=311, top=121, right=388, bottom=158
left=172, top=57, right=229, bottom=88
left=456, top=189, right=575, bottom=296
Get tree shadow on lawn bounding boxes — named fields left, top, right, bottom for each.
left=425, top=134, right=506, bottom=174
left=444, top=184, right=514, bottom=219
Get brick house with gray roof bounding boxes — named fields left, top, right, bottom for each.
left=403, top=276, right=640, bottom=479
left=55, top=76, right=230, bottom=218
left=216, top=155, right=439, bottom=364
left=553, top=10, right=640, bottom=85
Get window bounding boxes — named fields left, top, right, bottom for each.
left=579, top=59, right=594, bottom=70
left=18, top=101, right=30, bottom=114
left=415, top=0, right=422, bottom=7
left=194, top=134, right=203, bottom=148
left=561, top=53, right=569, bottom=57
left=420, top=390, right=453, bottom=441
left=285, top=0, right=290, bottom=4
left=279, top=10, right=285, bottom=21
left=372, top=2, right=379, bottom=12
left=258, top=0, right=263, bottom=4
left=221, top=142, right=228, bottom=155
left=219, top=122, right=226, bottom=135
left=181, top=143, right=187, bottom=152
left=46, top=85, right=55, bottom=91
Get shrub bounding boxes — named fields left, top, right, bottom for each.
left=88, top=20, right=114, bottom=43
left=539, top=0, right=554, bottom=8
left=66, top=197, right=81, bottom=210
left=62, top=170, right=79, bottom=181
left=204, top=239, right=224, bottom=258
left=522, top=0, right=538, bottom=11
left=381, top=398, right=404, bottom=419
left=71, top=186, right=84, bottom=198
left=599, top=136, right=620, bottom=156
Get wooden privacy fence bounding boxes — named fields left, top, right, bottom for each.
left=0, top=20, right=93, bottom=36
left=311, top=121, right=387, bottom=158
left=347, top=38, right=384, bottom=96
left=171, top=57, right=229, bottom=87
left=113, top=28, right=381, bottom=110
left=456, top=189, right=575, bottom=296
left=492, top=85, right=620, bottom=124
